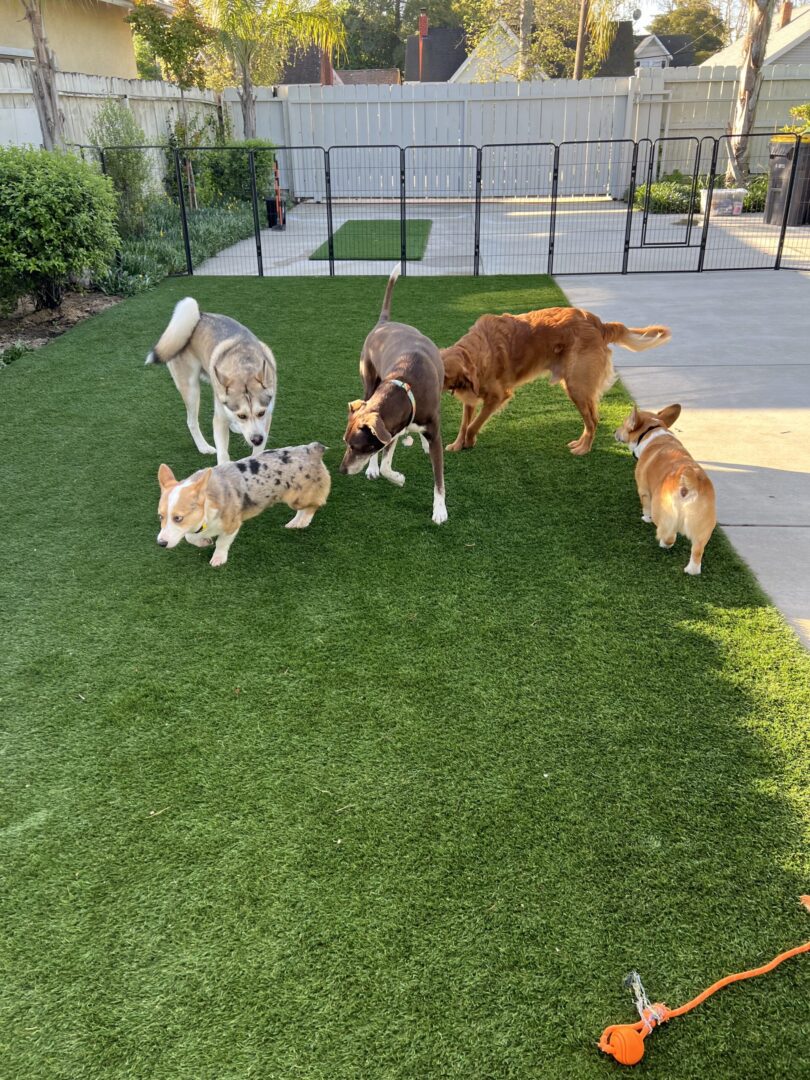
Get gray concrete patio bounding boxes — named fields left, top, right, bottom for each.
left=559, top=269, right=810, bottom=647
left=195, top=199, right=810, bottom=277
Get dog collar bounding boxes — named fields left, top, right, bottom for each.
left=387, top=378, right=416, bottom=426
left=191, top=522, right=207, bottom=534
left=632, top=426, right=669, bottom=459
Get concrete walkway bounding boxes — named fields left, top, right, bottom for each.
left=559, top=270, right=810, bottom=647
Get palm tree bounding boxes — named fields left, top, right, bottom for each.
left=573, top=0, right=620, bottom=80
left=204, top=0, right=345, bottom=139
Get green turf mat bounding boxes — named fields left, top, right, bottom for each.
left=310, top=218, right=431, bottom=260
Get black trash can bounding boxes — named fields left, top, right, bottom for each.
left=265, top=196, right=286, bottom=229
left=764, top=136, right=810, bottom=226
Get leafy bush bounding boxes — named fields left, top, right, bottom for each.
left=88, top=101, right=152, bottom=237
left=94, top=197, right=255, bottom=294
left=633, top=180, right=692, bottom=214
left=783, top=101, right=810, bottom=135
left=0, top=147, right=118, bottom=311
left=743, top=173, right=768, bottom=213
left=0, top=341, right=33, bottom=369
left=194, top=140, right=277, bottom=205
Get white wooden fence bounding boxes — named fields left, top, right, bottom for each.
left=0, top=61, right=217, bottom=147
left=2, top=59, right=809, bottom=190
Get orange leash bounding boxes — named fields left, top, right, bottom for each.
left=598, top=897, right=810, bottom=1067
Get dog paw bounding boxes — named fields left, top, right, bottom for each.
left=366, top=465, right=380, bottom=480
left=197, top=442, right=217, bottom=455
left=568, top=439, right=591, bottom=456
left=659, top=539, right=675, bottom=550
left=432, top=506, right=448, bottom=525
left=401, top=435, right=414, bottom=447
left=382, top=469, right=405, bottom=487
left=684, top=561, right=702, bottom=575
left=209, top=551, right=229, bottom=567
left=445, top=441, right=463, bottom=452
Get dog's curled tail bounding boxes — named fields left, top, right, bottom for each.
left=678, top=466, right=701, bottom=503
left=602, top=322, right=672, bottom=353
left=378, top=263, right=401, bottom=323
left=145, top=296, right=201, bottom=365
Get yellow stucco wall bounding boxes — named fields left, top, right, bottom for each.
left=0, top=0, right=138, bottom=78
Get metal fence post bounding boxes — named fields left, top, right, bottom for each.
left=621, top=141, right=640, bottom=275
left=697, top=137, right=719, bottom=273
left=98, top=148, right=107, bottom=175
left=775, top=133, right=800, bottom=270
left=400, top=147, right=407, bottom=276
left=324, top=149, right=335, bottom=277
left=248, top=150, right=264, bottom=277
left=473, top=147, right=482, bottom=277
left=173, top=148, right=194, bottom=277
left=547, top=144, right=560, bottom=276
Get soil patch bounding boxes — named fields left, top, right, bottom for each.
left=0, top=292, right=121, bottom=353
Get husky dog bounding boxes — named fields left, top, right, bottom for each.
left=146, top=297, right=277, bottom=465
left=156, top=442, right=331, bottom=568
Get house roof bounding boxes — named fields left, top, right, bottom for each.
left=701, top=5, right=810, bottom=65
left=335, top=68, right=401, bottom=85
left=635, top=33, right=696, bottom=66
left=404, top=25, right=467, bottom=81
left=448, top=19, right=524, bottom=82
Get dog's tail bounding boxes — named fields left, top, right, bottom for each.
left=378, top=263, right=401, bottom=323
left=678, top=466, right=701, bottom=504
left=601, top=322, right=672, bottom=353
left=145, top=296, right=201, bottom=365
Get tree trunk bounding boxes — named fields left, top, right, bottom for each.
left=518, top=0, right=534, bottom=79
left=239, top=66, right=257, bottom=140
left=727, top=0, right=777, bottom=182
left=573, top=0, right=589, bottom=80
left=21, top=0, right=64, bottom=150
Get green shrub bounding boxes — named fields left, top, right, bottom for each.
left=0, top=341, right=33, bottom=369
left=633, top=180, right=692, bottom=214
left=743, top=173, right=768, bottom=212
left=0, top=147, right=118, bottom=311
left=92, top=197, right=255, bottom=293
left=194, top=139, right=276, bottom=206
left=88, top=101, right=152, bottom=238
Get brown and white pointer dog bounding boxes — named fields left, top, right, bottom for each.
left=339, top=265, right=447, bottom=524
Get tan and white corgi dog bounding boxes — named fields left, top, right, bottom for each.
left=615, top=404, right=716, bottom=575
left=156, top=443, right=330, bottom=567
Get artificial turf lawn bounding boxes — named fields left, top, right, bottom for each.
left=310, top=218, right=431, bottom=260
left=1, top=275, right=808, bottom=1080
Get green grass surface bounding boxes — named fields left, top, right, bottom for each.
left=1, top=276, right=808, bottom=1080
left=310, top=218, right=431, bottom=261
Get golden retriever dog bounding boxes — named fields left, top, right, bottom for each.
left=441, top=307, right=671, bottom=455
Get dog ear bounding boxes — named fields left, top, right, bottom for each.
left=185, top=468, right=212, bottom=505
left=259, top=353, right=276, bottom=391
left=348, top=399, right=364, bottom=415
left=657, top=403, right=682, bottom=428
left=211, top=363, right=230, bottom=393
left=627, top=405, right=641, bottom=430
left=158, top=464, right=176, bottom=489
left=366, top=412, right=392, bottom=446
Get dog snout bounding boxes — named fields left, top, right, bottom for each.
left=250, top=433, right=264, bottom=446
left=157, top=537, right=168, bottom=548
left=338, top=461, right=348, bottom=474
